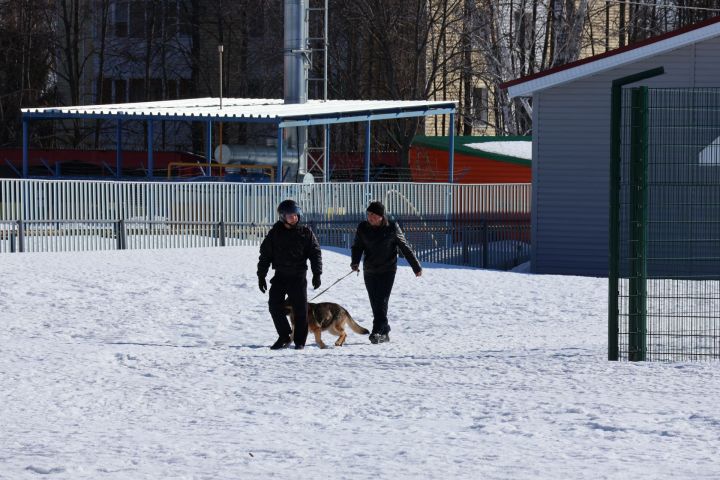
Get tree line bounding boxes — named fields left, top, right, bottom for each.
left=1, top=0, right=718, bottom=159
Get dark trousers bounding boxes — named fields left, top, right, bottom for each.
left=363, top=270, right=396, bottom=335
left=268, top=273, right=308, bottom=347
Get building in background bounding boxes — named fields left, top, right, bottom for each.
left=52, top=0, right=284, bottom=154
left=409, top=135, right=531, bottom=183
left=503, top=16, right=720, bottom=276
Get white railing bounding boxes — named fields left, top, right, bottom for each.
left=0, top=179, right=531, bottom=254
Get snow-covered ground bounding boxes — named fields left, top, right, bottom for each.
left=2, top=247, right=719, bottom=479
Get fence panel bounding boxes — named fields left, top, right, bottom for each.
left=0, top=179, right=530, bottom=270
left=614, top=88, right=720, bottom=361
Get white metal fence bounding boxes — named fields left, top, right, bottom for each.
left=0, top=180, right=531, bottom=265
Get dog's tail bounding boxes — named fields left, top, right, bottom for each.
left=344, top=309, right=370, bottom=335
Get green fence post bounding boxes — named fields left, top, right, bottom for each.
left=609, top=84, right=622, bottom=360
left=629, top=87, right=649, bottom=361
left=609, top=67, right=663, bottom=361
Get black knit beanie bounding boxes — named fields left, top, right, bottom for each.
left=366, top=201, right=385, bottom=217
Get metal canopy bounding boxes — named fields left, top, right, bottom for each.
left=22, top=97, right=456, bottom=124
left=20, top=97, right=457, bottom=182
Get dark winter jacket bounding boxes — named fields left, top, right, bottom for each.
left=351, top=219, right=421, bottom=274
left=257, top=221, right=322, bottom=278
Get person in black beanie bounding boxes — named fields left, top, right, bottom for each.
left=258, top=199, right=322, bottom=350
left=351, top=201, right=422, bottom=344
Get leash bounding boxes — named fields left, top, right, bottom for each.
left=309, top=270, right=357, bottom=302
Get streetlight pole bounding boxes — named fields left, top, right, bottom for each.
left=218, top=44, right=224, bottom=168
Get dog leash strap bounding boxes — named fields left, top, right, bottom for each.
left=309, top=270, right=356, bottom=302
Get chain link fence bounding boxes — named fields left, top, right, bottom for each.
left=611, top=88, right=720, bottom=361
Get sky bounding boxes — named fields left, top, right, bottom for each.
left=2, top=246, right=719, bottom=479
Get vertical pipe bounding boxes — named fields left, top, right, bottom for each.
left=218, top=45, right=224, bottom=110
left=364, top=120, right=371, bottom=182
left=629, top=87, right=649, bottom=362
left=22, top=118, right=29, bottom=178
left=448, top=111, right=455, bottom=183
left=277, top=126, right=284, bottom=182
left=147, top=120, right=154, bottom=178
left=324, top=123, right=330, bottom=182
left=284, top=0, right=308, bottom=176
left=206, top=121, right=213, bottom=176
left=116, top=119, right=123, bottom=178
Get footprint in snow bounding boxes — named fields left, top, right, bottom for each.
left=26, top=465, right=66, bottom=474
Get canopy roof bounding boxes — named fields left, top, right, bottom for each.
left=22, top=97, right=456, bottom=128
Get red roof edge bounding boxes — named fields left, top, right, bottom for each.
left=499, top=15, right=720, bottom=90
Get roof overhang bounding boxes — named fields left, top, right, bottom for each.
left=22, top=98, right=457, bottom=126
left=503, top=16, right=720, bottom=98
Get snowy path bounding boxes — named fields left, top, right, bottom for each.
left=1, top=247, right=719, bottom=479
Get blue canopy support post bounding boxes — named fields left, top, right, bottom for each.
left=276, top=126, right=284, bottom=182
left=147, top=120, right=154, bottom=178
left=206, top=121, right=213, bottom=176
left=364, top=120, right=371, bottom=182
left=324, top=123, right=330, bottom=183
left=446, top=111, right=456, bottom=249
left=22, top=118, right=29, bottom=178
left=448, top=111, right=455, bottom=183
left=116, top=119, right=123, bottom=178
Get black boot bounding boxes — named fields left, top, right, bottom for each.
left=369, top=333, right=390, bottom=344
left=270, top=335, right=292, bottom=350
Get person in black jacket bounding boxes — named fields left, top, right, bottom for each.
left=258, top=199, right=322, bottom=350
left=351, top=201, right=422, bottom=344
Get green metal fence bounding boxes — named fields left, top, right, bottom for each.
left=610, top=87, right=720, bottom=361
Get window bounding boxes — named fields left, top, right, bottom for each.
left=115, top=1, right=128, bottom=37
left=101, top=78, right=113, bottom=103
left=164, top=0, right=178, bottom=37
left=249, top=2, right=265, bottom=37
left=179, top=79, right=193, bottom=98
left=472, top=87, right=489, bottom=125
left=129, top=78, right=145, bottom=102
left=129, top=1, right=145, bottom=38
left=149, top=78, right=163, bottom=99
left=166, top=79, right=177, bottom=100
left=247, top=79, right=264, bottom=97
left=114, top=79, right=127, bottom=103
left=178, top=0, right=193, bottom=36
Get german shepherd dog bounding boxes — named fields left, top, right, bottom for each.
left=284, top=301, right=370, bottom=348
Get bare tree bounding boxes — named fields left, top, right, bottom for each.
left=93, top=0, right=111, bottom=147
left=52, top=0, right=99, bottom=147
left=330, top=0, right=466, bottom=178
left=0, top=0, right=55, bottom=147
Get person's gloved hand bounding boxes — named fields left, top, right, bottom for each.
left=258, top=277, right=267, bottom=293
left=312, top=274, right=321, bottom=289
left=350, top=263, right=359, bottom=272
